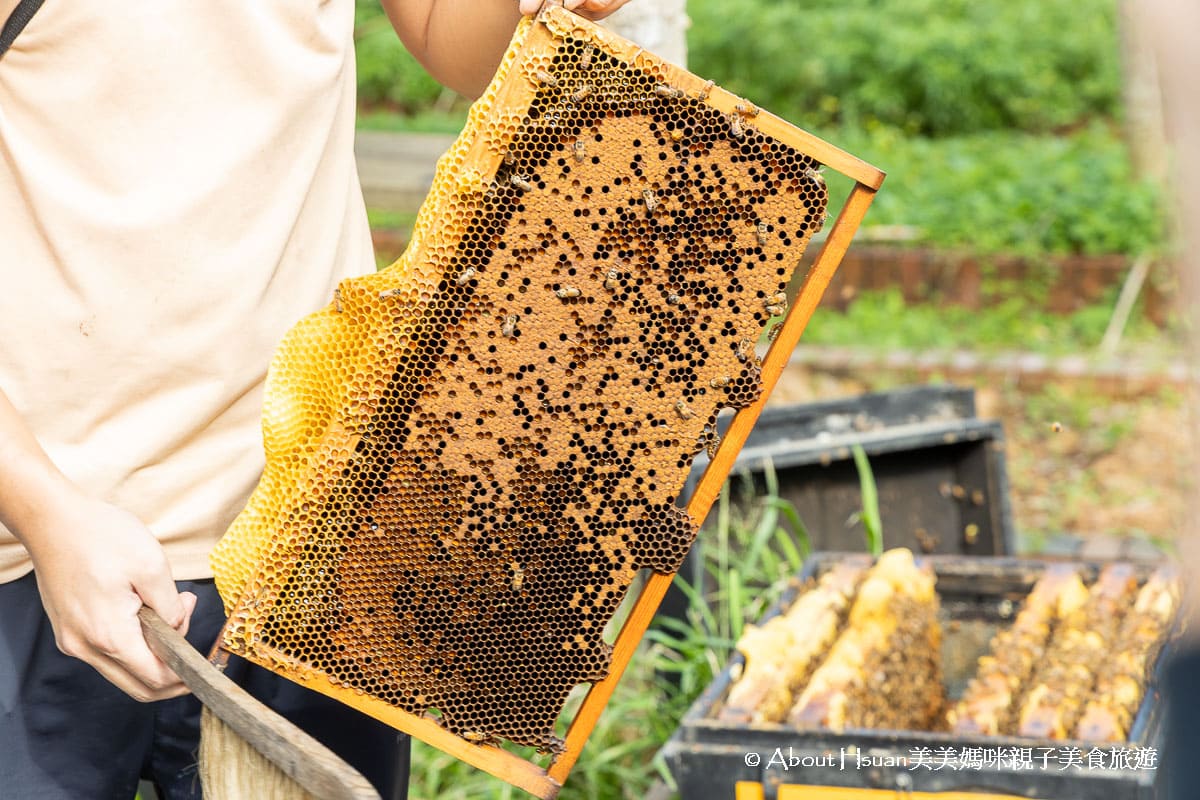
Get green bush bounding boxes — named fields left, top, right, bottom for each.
left=688, top=0, right=1121, bottom=137
left=355, top=1, right=446, bottom=110
left=823, top=124, right=1163, bottom=256
left=354, top=0, right=1121, bottom=136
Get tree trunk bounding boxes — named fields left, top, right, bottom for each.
left=1118, top=0, right=1168, bottom=185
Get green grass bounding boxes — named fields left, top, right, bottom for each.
left=820, top=124, right=1164, bottom=257
left=801, top=285, right=1167, bottom=356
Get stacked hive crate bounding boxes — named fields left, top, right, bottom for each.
left=664, top=553, right=1179, bottom=800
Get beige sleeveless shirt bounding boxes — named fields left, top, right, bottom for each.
left=0, top=0, right=374, bottom=581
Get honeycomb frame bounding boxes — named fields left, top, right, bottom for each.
left=209, top=4, right=883, bottom=796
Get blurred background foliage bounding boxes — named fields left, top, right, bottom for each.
left=355, top=0, right=1122, bottom=137
left=685, top=0, right=1121, bottom=137
left=353, top=0, right=1163, bottom=259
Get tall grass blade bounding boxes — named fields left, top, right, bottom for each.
left=851, top=443, right=883, bottom=556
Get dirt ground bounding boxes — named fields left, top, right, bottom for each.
left=769, top=365, right=1194, bottom=548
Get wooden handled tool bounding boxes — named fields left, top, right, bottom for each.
left=138, top=607, right=380, bottom=800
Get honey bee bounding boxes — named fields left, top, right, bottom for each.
left=461, top=731, right=491, bottom=745
left=535, top=69, right=558, bottom=87
left=571, top=84, right=594, bottom=102
left=698, top=79, right=715, bottom=101
left=915, top=528, right=938, bottom=554
left=502, top=314, right=519, bottom=338
left=333, top=287, right=343, bottom=313
left=642, top=189, right=659, bottom=214
left=377, top=288, right=403, bottom=300
left=1051, top=421, right=1064, bottom=433
left=666, top=292, right=682, bottom=305
left=604, top=268, right=621, bottom=290
left=706, top=433, right=722, bottom=459
left=510, top=174, right=533, bottom=191
left=710, top=375, right=731, bottom=389
left=580, top=44, right=594, bottom=70
left=456, top=267, right=476, bottom=286
left=766, top=322, right=784, bottom=342
left=555, top=286, right=582, bottom=299
left=510, top=561, right=524, bottom=591
left=654, top=84, right=684, bottom=99
left=728, top=113, right=744, bottom=140
left=572, top=140, right=586, bottom=163
left=804, top=166, right=826, bottom=189
left=675, top=399, right=694, bottom=420
left=756, top=221, right=769, bottom=246
left=734, top=102, right=759, bottom=117
left=735, top=337, right=755, bottom=362
left=764, top=291, right=788, bottom=316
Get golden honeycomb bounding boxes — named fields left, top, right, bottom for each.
left=208, top=4, right=879, bottom=790
left=722, top=557, right=1178, bottom=746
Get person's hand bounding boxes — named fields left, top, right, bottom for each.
left=26, top=496, right=197, bottom=702
left=518, top=0, right=635, bottom=21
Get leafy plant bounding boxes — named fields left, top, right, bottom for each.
left=687, top=0, right=1120, bottom=137
left=821, top=124, right=1165, bottom=257
left=354, top=1, right=454, bottom=111
left=851, top=444, right=884, bottom=557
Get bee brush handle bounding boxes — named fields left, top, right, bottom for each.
left=137, top=606, right=381, bottom=800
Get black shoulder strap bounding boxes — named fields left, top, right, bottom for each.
left=0, top=0, right=45, bottom=60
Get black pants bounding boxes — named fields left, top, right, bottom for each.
left=0, top=572, right=410, bottom=800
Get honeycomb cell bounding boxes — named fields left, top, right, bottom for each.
left=212, top=5, right=830, bottom=757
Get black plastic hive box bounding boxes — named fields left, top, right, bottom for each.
left=661, top=554, right=1173, bottom=800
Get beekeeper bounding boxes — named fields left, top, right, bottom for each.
left=0, top=1, right=630, bottom=797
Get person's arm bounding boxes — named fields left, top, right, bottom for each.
left=380, top=0, right=633, bottom=100
left=0, top=387, right=196, bottom=702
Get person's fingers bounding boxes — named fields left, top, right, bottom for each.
left=573, top=0, right=634, bottom=22
left=523, top=0, right=632, bottom=21
left=175, top=591, right=198, bottom=637
left=58, top=611, right=189, bottom=702
left=580, top=0, right=617, bottom=10
left=103, top=609, right=190, bottom=699
left=131, top=556, right=186, bottom=629
left=90, top=650, right=189, bottom=703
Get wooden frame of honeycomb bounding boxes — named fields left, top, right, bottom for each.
left=206, top=3, right=883, bottom=796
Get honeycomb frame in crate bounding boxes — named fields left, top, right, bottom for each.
left=208, top=3, right=884, bottom=797
left=664, top=554, right=1177, bottom=800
